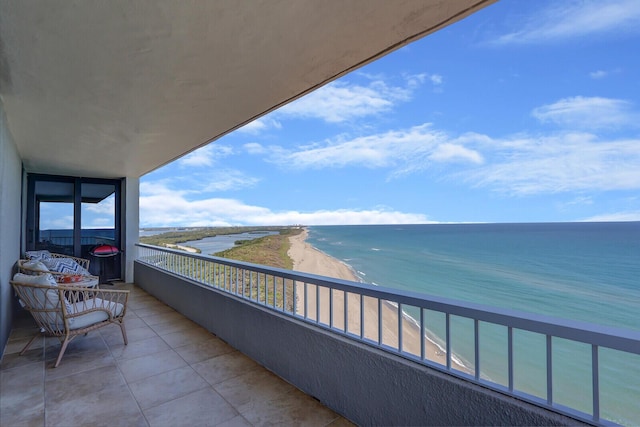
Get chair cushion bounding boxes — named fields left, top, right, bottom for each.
left=69, top=298, right=124, bottom=330
left=25, top=250, right=52, bottom=261
left=13, top=271, right=58, bottom=290
left=12, top=273, right=73, bottom=328
left=44, top=257, right=90, bottom=276
left=12, top=272, right=74, bottom=313
left=22, top=260, right=50, bottom=273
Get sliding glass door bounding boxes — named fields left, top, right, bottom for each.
left=26, top=174, right=123, bottom=281
left=81, top=182, right=118, bottom=250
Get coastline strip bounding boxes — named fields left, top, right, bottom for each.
left=164, top=243, right=199, bottom=253
left=288, top=228, right=470, bottom=372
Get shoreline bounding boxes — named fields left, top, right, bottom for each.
left=164, top=243, right=199, bottom=253
left=288, top=228, right=470, bottom=372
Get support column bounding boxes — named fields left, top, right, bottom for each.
left=123, top=176, right=139, bottom=283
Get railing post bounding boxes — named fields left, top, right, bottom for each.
left=274, top=275, right=278, bottom=309
left=420, top=308, right=425, bottom=360
left=257, top=272, right=262, bottom=303
left=316, top=284, right=320, bottom=323
left=360, top=294, right=365, bottom=339
left=474, top=319, right=480, bottom=381
left=592, top=344, right=600, bottom=422
left=508, top=326, right=514, bottom=392
left=293, top=280, right=297, bottom=315
left=446, top=313, right=451, bottom=371
left=304, top=282, right=308, bottom=320
left=265, top=273, right=269, bottom=305
left=249, top=271, right=254, bottom=300
left=232, top=267, right=236, bottom=294
left=329, top=288, right=334, bottom=328
left=378, top=298, right=382, bottom=345
left=344, top=291, right=348, bottom=334
left=283, top=277, right=287, bottom=312
left=398, top=303, right=403, bottom=353
left=546, top=334, right=553, bottom=406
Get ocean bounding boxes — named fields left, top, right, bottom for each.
left=305, top=222, right=639, bottom=425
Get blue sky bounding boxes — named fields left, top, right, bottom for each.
left=137, top=0, right=640, bottom=227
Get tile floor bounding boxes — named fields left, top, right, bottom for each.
left=0, top=283, right=353, bottom=427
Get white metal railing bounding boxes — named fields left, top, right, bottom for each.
left=135, top=243, right=640, bottom=426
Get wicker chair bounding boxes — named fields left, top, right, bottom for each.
left=25, top=251, right=91, bottom=268
left=19, top=253, right=99, bottom=286
left=11, top=273, right=129, bottom=367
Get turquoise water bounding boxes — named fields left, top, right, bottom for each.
left=306, top=223, right=640, bottom=425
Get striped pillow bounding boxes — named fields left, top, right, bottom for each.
left=25, top=250, right=52, bottom=262
left=44, top=258, right=90, bottom=276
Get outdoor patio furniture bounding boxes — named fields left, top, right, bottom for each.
left=10, top=273, right=129, bottom=367
left=19, top=251, right=99, bottom=287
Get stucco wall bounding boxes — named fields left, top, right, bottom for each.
left=135, top=262, right=585, bottom=426
left=0, top=98, right=22, bottom=356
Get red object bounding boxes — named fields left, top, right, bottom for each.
left=90, top=245, right=120, bottom=257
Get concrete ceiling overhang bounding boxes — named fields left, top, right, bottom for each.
left=0, top=0, right=494, bottom=179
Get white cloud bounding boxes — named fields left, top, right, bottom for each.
left=83, top=194, right=114, bottom=215
left=492, top=0, right=640, bottom=45
left=563, top=196, right=594, bottom=207
left=244, top=143, right=267, bottom=155
left=277, top=76, right=422, bottom=123
left=429, top=143, right=483, bottom=164
left=139, top=182, right=430, bottom=226
left=580, top=211, right=640, bottom=222
left=589, top=68, right=621, bottom=79
left=429, top=74, right=443, bottom=85
left=403, top=73, right=442, bottom=89
left=269, top=124, right=483, bottom=173
left=462, top=133, right=640, bottom=195
left=145, top=164, right=260, bottom=197
left=263, top=209, right=433, bottom=226
left=41, top=215, right=74, bottom=230
left=178, top=144, right=233, bottom=167
left=39, top=203, right=74, bottom=230
left=179, top=146, right=214, bottom=167
left=405, top=73, right=427, bottom=88
left=201, top=170, right=260, bottom=192
left=259, top=101, right=638, bottom=198
left=237, top=117, right=282, bottom=135
left=589, top=70, right=608, bottom=79
left=82, top=196, right=115, bottom=228
left=532, top=97, right=639, bottom=130
left=140, top=180, right=184, bottom=197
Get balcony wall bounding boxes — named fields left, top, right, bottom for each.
left=135, top=261, right=582, bottom=426
left=0, top=98, right=22, bottom=354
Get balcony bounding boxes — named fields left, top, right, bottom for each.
left=0, top=283, right=350, bottom=426
left=3, top=243, right=638, bottom=426
left=6, top=3, right=626, bottom=426
left=131, top=244, right=639, bottom=426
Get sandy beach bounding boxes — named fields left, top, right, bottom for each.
left=288, top=228, right=468, bottom=372
left=165, top=243, right=199, bottom=253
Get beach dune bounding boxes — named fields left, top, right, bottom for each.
left=288, top=228, right=468, bottom=371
